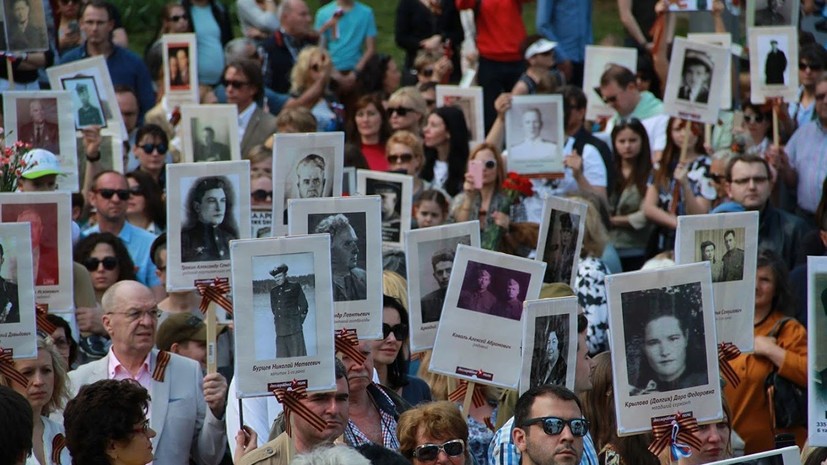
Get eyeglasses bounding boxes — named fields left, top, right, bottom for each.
left=815, top=93, right=827, bottom=102
left=743, top=114, right=764, bottom=124
left=168, top=14, right=187, bottom=22
left=107, top=308, right=163, bottom=321
left=223, top=79, right=250, bottom=89
left=83, top=256, right=118, bottom=271
left=94, top=188, right=130, bottom=200
left=482, top=160, right=496, bottom=170
left=133, top=419, right=151, bottom=436
left=387, top=153, right=414, bottom=164
left=388, top=106, right=414, bottom=116
left=602, top=94, right=618, bottom=105
left=251, top=189, right=273, bottom=201
left=129, top=186, right=145, bottom=196
left=520, top=417, right=590, bottom=437
left=731, top=175, right=769, bottom=186
left=382, top=323, right=408, bottom=340
left=799, top=61, right=822, bottom=71
left=412, top=439, right=465, bottom=461
left=139, top=143, right=168, bottom=154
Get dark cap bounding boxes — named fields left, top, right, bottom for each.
left=372, top=182, right=399, bottom=195
left=270, top=264, right=288, bottom=277
left=156, top=313, right=218, bottom=351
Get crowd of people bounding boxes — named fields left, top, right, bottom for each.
left=1, top=0, right=826, bottom=464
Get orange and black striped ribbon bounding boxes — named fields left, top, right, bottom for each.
left=648, top=413, right=702, bottom=458
left=335, top=328, right=365, bottom=365
left=0, top=347, right=29, bottom=389
left=718, top=342, right=741, bottom=388
left=272, top=380, right=327, bottom=437
left=196, top=278, right=233, bottom=315
left=52, top=433, right=66, bottom=465
left=36, top=304, right=58, bottom=335
left=447, top=379, right=487, bottom=409
left=152, top=351, right=171, bottom=382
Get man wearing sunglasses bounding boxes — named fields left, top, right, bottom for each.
left=223, top=59, right=279, bottom=158
left=598, top=65, right=668, bottom=155
left=512, top=385, right=588, bottom=465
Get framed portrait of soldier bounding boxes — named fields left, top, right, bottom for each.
left=535, top=196, right=588, bottom=288
left=430, top=244, right=546, bottom=389
left=704, top=446, right=799, bottom=465
left=180, top=104, right=241, bottom=163
left=2, top=0, right=49, bottom=52
left=520, top=296, right=578, bottom=394
left=0, top=192, right=73, bottom=313
left=808, top=257, right=827, bottom=446
left=272, top=132, right=344, bottom=237
left=166, top=161, right=252, bottom=291
left=47, top=56, right=128, bottom=139
left=505, top=95, right=565, bottom=176
left=3, top=91, right=78, bottom=192
left=162, top=34, right=199, bottom=107
left=748, top=26, right=798, bottom=103
left=75, top=129, right=124, bottom=193
left=0, top=222, right=37, bottom=359
left=687, top=33, right=733, bottom=110
left=663, top=38, right=730, bottom=124
left=435, top=85, right=485, bottom=149
left=583, top=46, right=637, bottom=122
left=675, top=211, right=759, bottom=352
left=287, top=196, right=383, bottom=339
left=356, top=170, right=413, bottom=249
left=231, top=234, right=336, bottom=398
left=405, top=221, right=480, bottom=352
left=605, top=262, right=722, bottom=435
left=746, top=0, right=799, bottom=27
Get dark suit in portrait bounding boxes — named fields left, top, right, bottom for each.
left=8, top=22, right=45, bottom=51
left=722, top=248, right=745, bottom=281
left=194, top=141, right=231, bottom=162
left=78, top=103, right=104, bottom=126
left=420, top=287, right=447, bottom=324
left=333, top=268, right=367, bottom=302
left=269, top=265, right=309, bottom=358
left=180, top=223, right=236, bottom=262
left=458, top=288, right=498, bottom=314
left=765, top=47, right=787, bottom=85
left=19, top=121, right=60, bottom=153
left=677, top=86, right=710, bottom=104
left=0, top=277, right=20, bottom=324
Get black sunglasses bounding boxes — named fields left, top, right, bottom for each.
left=129, top=186, right=145, bottom=196
left=743, top=114, right=765, bottom=123
left=388, top=106, right=414, bottom=116
left=223, top=79, right=249, bottom=89
left=382, top=323, right=408, bottom=340
left=413, top=439, right=464, bottom=461
left=140, top=143, right=168, bottom=155
left=482, top=160, right=496, bottom=169
left=95, top=188, right=130, bottom=200
left=521, top=417, right=590, bottom=437
left=168, top=14, right=187, bottom=22
left=251, top=189, right=273, bottom=201
left=387, top=153, right=414, bottom=164
left=799, top=61, right=823, bottom=71
left=84, top=256, right=118, bottom=271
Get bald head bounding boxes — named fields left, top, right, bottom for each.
left=102, top=280, right=155, bottom=313
left=101, top=281, right=159, bottom=357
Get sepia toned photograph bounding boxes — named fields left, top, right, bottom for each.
left=505, top=95, right=565, bottom=175
left=162, top=33, right=199, bottom=107
left=436, top=85, right=485, bottom=148
left=521, top=297, right=578, bottom=394
left=457, top=260, right=532, bottom=321
left=747, top=0, right=799, bottom=28
left=3, top=0, right=48, bottom=51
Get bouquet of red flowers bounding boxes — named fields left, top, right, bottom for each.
left=480, top=172, right=534, bottom=251
left=0, top=129, right=31, bottom=192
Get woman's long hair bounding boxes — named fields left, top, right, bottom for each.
left=126, top=170, right=167, bottom=231
left=382, top=295, right=410, bottom=391
left=653, top=118, right=705, bottom=190
left=611, top=118, right=652, bottom=197
left=345, top=93, right=392, bottom=146
left=757, top=249, right=795, bottom=315
left=74, top=233, right=138, bottom=283
left=421, top=106, right=470, bottom=196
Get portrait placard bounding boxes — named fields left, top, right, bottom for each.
left=166, top=161, right=252, bottom=291
left=675, top=212, right=759, bottom=352
left=535, top=196, right=588, bottom=289
left=520, top=297, right=578, bottom=394
left=583, top=46, right=637, bottom=122
left=0, top=222, right=37, bottom=359
left=430, top=244, right=546, bottom=389
left=180, top=104, right=241, bottom=163
left=162, top=33, right=199, bottom=108
left=0, top=192, right=73, bottom=312
left=272, top=132, right=344, bottom=237
left=47, top=56, right=128, bottom=139
left=2, top=0, right=49, bottom=51
left=668, top=0, right=711, bottom=11
left=704, top=446, right=799, bottom=465
left=605, top=263, right=722, bottom=435
left=746, top=0, right=799, bottom=27
left=75, top=128, right=124, bottom=193
left=231, top=234, right=336, bottom=397
left=356, top=170, right=413, bottom=249
left=505, top=95, right=565, bottom=176
left=663, top=38, right=730, bottom=124
left=3, top=91, right=79, bottom=191
left=808, top=256, right=827, bottom=446
left=435, top=85, right=485, bottom=149
left=686, top=33, right=733, bottom=110
left=748, top=26, right=798, bottom=103
left=287, top=196, right=383, bottom=339
left=405, top=221, right=481, bottom=352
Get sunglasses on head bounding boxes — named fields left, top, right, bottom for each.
left=799, top=61, right=823, bottom=71
left=412, top=439, right=464, bottom=461
left=743, top=114, right=765, bottom=123
left=520, top=417, right=590, bottom=437
left=140, top=143, right=168, bottom=155
left=251, top=189, right=273, bottom=201
left=223, top=79, right=249, bottom=89
left=387, top=153, right=414, bottom=164
left=383, top=323, right=408, bottom=340
left=95, top=188, right=130, bottom=200
left=168, top=14, right=187, bottom=22
left=84, top=256, right=118, bottom=271
left=388, top=106, right=414, bottom=116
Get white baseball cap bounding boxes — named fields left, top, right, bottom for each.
left=524, top=38, right=557, bottom=60
left=21, top=149, right=63, bottom=179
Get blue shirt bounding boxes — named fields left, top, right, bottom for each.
left=60, top=44, right=156, bottom=120
left=535, top=0, right=592, bottom=63
left=190, top=4, right=225, bottom=85
left=82, top=222, right=160, bottom=288
left=785, top=119, right=827, bottom=214
left=489, top=416, right=598, bottom=465
left=314, top=2, right=377, bottom=71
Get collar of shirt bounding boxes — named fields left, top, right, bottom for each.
left=108, top=348, right=153, bottom=392
left=238, top=103, right=257, bottom=138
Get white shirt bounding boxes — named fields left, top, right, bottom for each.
left=238, top=103, right=257, bottom=140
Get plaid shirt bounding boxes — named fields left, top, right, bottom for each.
left=344, top=383, right=401, bottom=450
left=488, top=416, right=598, bottom=465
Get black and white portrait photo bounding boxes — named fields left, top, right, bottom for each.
left=765, top=39, right=788, bottom=85
left=749, top=0, right=797, bottom=27
left=529, top=313, right=570, bottom=387
left=505, top=95, right=565, bottom=175
left=308, top=212, right=367, bottom=302
left=695, top=228, right=746, bottom=283
left=663, top=37, right=730, bottom=123
left=0, top=223, right=36, bottom=357
left=193, top=125, right=231, bottom=162
left=542, top=211, right=580, bottom=285
left=62, top=76, right=106, bottom=129
left=3, top=0, right=48, bottom=51
left=809, top=266, right=827, bottom=447
left=180, top=175, right=240, bottom=262
left=0, top=240, right=21, bottom=324
left=371, top=180, right=402, bottom=243
left=621, top=283, right=709, bottom=396
left=180, top=105, right=241, bottom=163
left=677, top=49, right=712, bottom=104
left=748, top=27, right=798, bottom=103
left=457, top=261, right=531, bottom=321
left=418, top=235, right=471, bottom=324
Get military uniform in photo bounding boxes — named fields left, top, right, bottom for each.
left=420, top=287, right=447, bottom=323
left=722, top=247, right=745, bottom=281
left=181, top=223, right=234, bottom=262
left=269, top=265, right=309, bottom=358
left=0, top=277, right=20, bottom=324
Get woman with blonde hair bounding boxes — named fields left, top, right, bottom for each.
left=290, top=46, right=342, bottom=132
left=398, top=401, right=474, bottom=465
left=386, top=130, right=430, bottom=195
left=388, top=87, right=429, bottom=135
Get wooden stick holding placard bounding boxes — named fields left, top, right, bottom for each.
left=205, top=301, right=217, bottom=374
left=704, top=124, right=711, bottom=148
left=772, top=103, right=780, bottom=147
left=462, top=381, right=476, bottom=421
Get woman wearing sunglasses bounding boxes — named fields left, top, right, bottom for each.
left=144, top=3, right=192, bottom=86
left=388, top=87, right=429, bottom=135
left=74, top=233, right=137, bottom=304
left=386, top=130, right=430, bottom=196
left=56, top=0, right=83, bottom=54
left=398, top=401, right=473, bottom=465
left=290, top=47, right=342, bottom=132
left=125, top=171, right=166, bottom=235
left=736, top=103, right=772, bottom=158
left=346, top=93, right=392, bottom=171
